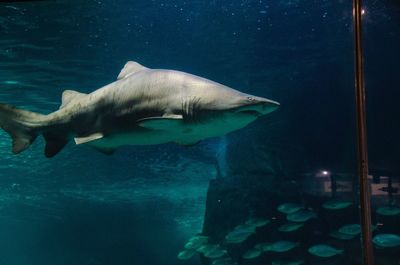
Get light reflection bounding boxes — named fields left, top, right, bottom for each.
left=314, top=169, right=332, bottom=178
left=352, top=7, right=366, bottom=17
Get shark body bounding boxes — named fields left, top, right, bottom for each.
left=0, top=61, right=279, bottom=157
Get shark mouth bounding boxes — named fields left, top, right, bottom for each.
left=233, top=101, right=279, bottom=116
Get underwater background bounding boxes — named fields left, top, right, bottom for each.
left=0, top=1, right=399, bottom=265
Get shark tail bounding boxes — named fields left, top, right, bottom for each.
left=0, top=103, right=48, bottom=155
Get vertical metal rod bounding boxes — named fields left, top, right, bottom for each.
left=353, top=0, right=374, bottom=264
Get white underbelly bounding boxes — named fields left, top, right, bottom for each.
left=87, top=130, right=177, bottom=148
left=85, top=116, right=251, bottom=149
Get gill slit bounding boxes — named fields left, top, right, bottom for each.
left=181, top=96, right=201, bottom=122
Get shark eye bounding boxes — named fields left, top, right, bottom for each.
left=247, top=96, right=255, bottom=101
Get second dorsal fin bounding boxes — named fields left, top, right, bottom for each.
left=60, top=90, right=87, bottom=109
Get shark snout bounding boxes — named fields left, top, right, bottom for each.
left=234, top=96, right=280, bottom=116
left=258, top=98, right=280, bottom=114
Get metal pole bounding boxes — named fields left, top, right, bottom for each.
left=353, top=0, right=374, bottom=264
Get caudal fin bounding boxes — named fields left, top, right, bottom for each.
left=0, top=103, right=47, bottom=154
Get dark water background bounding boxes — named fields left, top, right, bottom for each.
left=0, top=1, right=399, bottom=265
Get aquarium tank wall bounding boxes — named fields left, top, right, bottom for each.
left=0, top=1, right=398, bottom=265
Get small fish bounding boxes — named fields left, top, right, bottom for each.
left=177, top=249, right=196, bottom=260
left=189, top=235, right=209, bottom=242
left=185, top=235, right=208, bottom=249
left=277, top=203, right=304, bottom=214
left=233, top=223, right=257, bottom=232
left=339, top=224, right=377, bottom=235
left=225, top=225, right=255, bottom=243
left=322, top=200, right=352, bottom=210
left=271, top=260, right=304, bottom=265
left=242, top=248, right=262, bottom=259
left=278, top=222, right=304, bottom=232
left=245, top=217, right=270, bottom=227
left=264, top=241, right=299, bottom=252
left=197, top=244, right=218, bottom=254
left=338, top=224, right=361, bottom=235
left=225, top=231, right=254, bottom=243
left=308, top=244, right=343, bottom=258
left=376, top=206, right=400, bottom=216
left=185, top=240, right=206, bottom=250
left=203, top=245, right=227, bottom=259
left=373, top=234, right=400, bottom=248
left=329, top=230, right=357, bottom=240
left=212, top=257, right=237, bottom=265
left=254, top=242, right=270, bottom=251
left=287, top=210, right=316, bottom=222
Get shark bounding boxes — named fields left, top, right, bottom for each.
left=0, top=61, right=279, bottom=157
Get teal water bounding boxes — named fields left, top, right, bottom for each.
left=0, top=1, right=399, bottom=265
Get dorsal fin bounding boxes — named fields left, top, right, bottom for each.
left=60, top=90, right=86, bottom=109
left=117, top=61, right=148, bottom=80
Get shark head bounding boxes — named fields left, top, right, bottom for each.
left=215, top=93, right=280, bottom=131
left=212, top=96, right=278, bottom=134
left=135, top=69, right=280, bottom=146
left=178, top=77, right=280, bottom=139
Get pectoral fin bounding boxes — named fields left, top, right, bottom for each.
left=74, top=132, right=104, bottom=145
left=137, top=114, right=184, bottom=131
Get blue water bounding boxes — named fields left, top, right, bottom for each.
left=0, top=1, right=399, bottom=265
